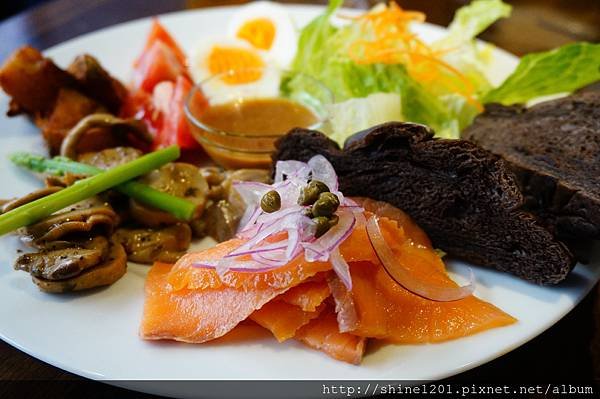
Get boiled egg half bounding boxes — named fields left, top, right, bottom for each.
left=190, top=37, right=280, bottom=103
left=227, top=1, right=297, bottom=68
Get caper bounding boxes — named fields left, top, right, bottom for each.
left=329, top=214, right=339, bottom=227
left=302, top=208, right=314, bottom=218
left=260, top=190, right=281, bottom=213
left=313, top=214, right=340, bottom=238
left=313, top=216, right=331, bottom=238
left=298, top=180, right=330, bottom=206
left=311, top=192, right=340, bottom=217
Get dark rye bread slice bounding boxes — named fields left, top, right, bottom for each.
left=273, top=122, right=575, bottom=285
left=462, top=90, right=600, bottom=240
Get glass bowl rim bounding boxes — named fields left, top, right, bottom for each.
left=183, top=67, right=334, bottom=140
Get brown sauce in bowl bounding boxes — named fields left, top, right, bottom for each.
left=187, top=97, right=321, bottom=169
left=199, top=98, right=319, bottom=136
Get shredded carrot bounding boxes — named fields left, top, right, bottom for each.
left=347, top=2, right=482, bottom=110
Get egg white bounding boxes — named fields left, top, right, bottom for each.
left=189, top=36, right=281, bottom=105
left=227, top=1, right=297, bottom=69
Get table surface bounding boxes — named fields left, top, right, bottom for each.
left=1, top=0, right=599, bottom=397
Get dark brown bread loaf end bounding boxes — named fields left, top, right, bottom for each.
left=274, top=122, right=575, bottom=285
left=463, top=91, right=600, bottom=240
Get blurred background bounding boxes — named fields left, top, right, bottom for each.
left=1, top=0, right=600, bottom=59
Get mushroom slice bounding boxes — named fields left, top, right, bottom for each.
left=22, top=197, right=118, bottom=244
left=44, top=173, right=87, bottom=188
left=1, top=186, right=63, bottom=213
left=113, top=223, right=192, bottom=264
left=189, top=169, right=272, bottom=241
left=191, top=200, right=241, bottom=242
left=78, top=146, right=142, bottom=169
left=31, top=241, right=127, bottom=293
left=200, top=167, right=228, bottom=200
left=200, top=167, right=227, bottom=186
left=60, top=113, right=152, bottom=160
left=14, top=236, right=109, bottom=280
left=130, top=163, right=208, bottom=227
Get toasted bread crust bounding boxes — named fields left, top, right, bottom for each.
left=463, top=90, right=600, bottom=240
left=274, top=122, right=575, bottom=285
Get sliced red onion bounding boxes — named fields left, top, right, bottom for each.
left=222, top=256, right=282, bottom=273
left=215, top=155, right=361, bottom=286
left=193, top=260, right=279, bottom=273
left=340, top=204, right=363, bottom=210
left=285, top=228, right=300, bottom=259
left=251, top=252, right=289, bottom=268
left=274, top=160, right=311, bottom=183
left=308, top=155, right=338, bottom=191
left=223, top=242, right=288, bottom=258
left=303, top=245, right=325, bottom=259
left=276, top=181, right=303, bottom=208
left=228, top=221, right=287, bottom=258
left=354, top=212, right=367, bottom=229
left=255, top=205, right=303, bottom=226
left=328, top=274, right=358, bottom=333
left=330, top=247, right=352, bottom=290
left=365, top=216, right=475, bottom=302
left=342, top=197, right=360, bottom=207
left=233, top=181, right=272, bottom=204
left=252, top=248, right=299, bottom=265
left=299, top=217, right=317, bottom=241
left=230, top=212, right=302, bottom=257
left=238, top=206, right=261, bottom=234
left=304, top=211, right=356, bottom=262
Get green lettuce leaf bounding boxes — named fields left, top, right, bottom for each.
left=289, top=0, right=506, bottom=142
left=484, top=42, right=600, bottom=105
left=441, top=0, right=512, bottom=46
left=433, top=0, right=511, bottom=97
left=291, top=0, right=342, bottom=76
left=327, top=93, right=402, bottom=146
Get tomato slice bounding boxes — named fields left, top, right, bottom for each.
left=154, top=75, right=200, bottom=150
left=132, top=41, right=187, bottom=93
left=135, top=18, right=187, bottom=68
left=121, top=88, right=162, bottom=134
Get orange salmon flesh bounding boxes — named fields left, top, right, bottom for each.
left=140, top=211, right=516, bottom=364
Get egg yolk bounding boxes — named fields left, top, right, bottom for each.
left=207, top=46, right=265, bottom=84
left=236, top=18, right=276, bottom=50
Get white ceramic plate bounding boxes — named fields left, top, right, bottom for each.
left=0, top=4, right=599, bottom=398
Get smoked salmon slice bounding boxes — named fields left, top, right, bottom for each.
left=141, top=241, right=335, bottom=343
left=141, top=262, right=297, bottom=343
left=278, top=274, right=331, bottom=312
left=337, top=260, right=517, bottom=343
left=140, top=209, right=516, bottom=361
left=331, top=216, right=517, bottom=342
left=250, top=300, right=326, bottom=342
left=167, top=238, right=333, bottom=291
left=210, top=320, right=271, bottom=344
left=295, top=308, right=367, bottom=365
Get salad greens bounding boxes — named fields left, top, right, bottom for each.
left=327, top=93, right=402, bottom=143
left=291, top=0, right=510, bottom=143
left=485, top=42, right=600, bottom=105
left=291, top=0, right=600, bottom=145
left=432, top=0, right=511, bottom=97
left=439, top=0, right=512, bottom=46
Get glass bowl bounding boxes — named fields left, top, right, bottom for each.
left=184, top=67, right=333, bottom=169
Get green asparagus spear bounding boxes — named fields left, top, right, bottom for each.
left=9, top=152, right=197, bottom=221
left=0, top=146, right=180, bottom=236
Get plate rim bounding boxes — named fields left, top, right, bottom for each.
left=0, top=3, right=597, bottom=394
